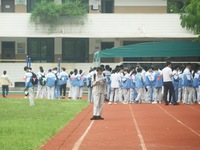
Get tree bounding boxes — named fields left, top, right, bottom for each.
left=180, top=0, right=200, bottom=41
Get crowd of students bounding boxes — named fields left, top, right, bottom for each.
left=87, top=63, right=200, bottom=105
left=23, top=62, right=200, bottom=106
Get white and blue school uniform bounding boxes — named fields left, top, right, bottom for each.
left=182, top=68, right=194, bottom=104
left=172, top=70, right=179, bottom=103
left=36, top=71, right=46, bottom=99
left=72, top=73, right=79, bottom=100
left=135, top=72, right=145, bottom=103
left=178, top=72, right=183, bottom=102
left=118, top=72, right=124, bottom=102
left=86, top=71, right=96, bottom=102
left=68, top=75, right=74, bottom=99
left=195, top=70, right=200, bottom=104
left=24, top=71, right=34, bottom=106
left=145, top=71, right=154, bottom=102
left=153, top=70, right=163, bottom=103
left=59, top=71, right=68, bottom=98
left=109, top=72, right=120, bottom=104
left=193, top=72, right=200, bottom=104
left=122, top=73, right=132, bottom=104
left=130, top=74, right=137, bottom=103
left=46, top=72, right=56, bottom=100
left=53, top=71, right=61, bottom=99
left=78, top=73, right=86, bottom=98
left=103, top=70, right=111, bottom=100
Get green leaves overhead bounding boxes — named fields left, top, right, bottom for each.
left=30, top=0, right=88, bottom=32
left=180, top=0, right=200, bottom=41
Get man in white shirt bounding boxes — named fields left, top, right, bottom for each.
left=161, top=61, right=179, bottom=105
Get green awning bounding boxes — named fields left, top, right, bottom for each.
left=93, top=41, right=200, bottom=63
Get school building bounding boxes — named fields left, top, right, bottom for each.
left=0, top=0, right=199, bottom=87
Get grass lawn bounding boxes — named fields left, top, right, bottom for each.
left=0, top=98, right=90, bottom=150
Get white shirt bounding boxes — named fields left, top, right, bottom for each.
left=162, top=66, right=172, bottom=82
left=110, top=73, right=120, bottom=88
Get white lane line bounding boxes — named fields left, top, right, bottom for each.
left=157, top=105, right=200, bottom=137
left=187, top=105, right=200, bottom=112
left=72, top=120, right=94, bottom=150
left=129, top=105, right=147, bottom=150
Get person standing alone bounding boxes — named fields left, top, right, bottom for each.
left=90, top=67, right=107, bottom=120
left=0, top=71, right=12, bottom=98
left=161, top=61, right=179, bottom=105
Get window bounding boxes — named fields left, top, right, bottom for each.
left=101, top=0, right=114, bottom=13
left=1, top=41, right=15, bottom=59
left=62, top=38, right=89, bottom=62
left=1, top=0, right=15, bottom=13
left=27, top=38, right=54, bottom=62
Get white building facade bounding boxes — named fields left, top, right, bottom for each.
left=0, top=0, right=198, bottom=86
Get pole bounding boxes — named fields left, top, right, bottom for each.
left=28, top=57, right=31, bottom=68
left=58, top=58, right=60, bottom=73
left=26, top=55, right=29, bottom=67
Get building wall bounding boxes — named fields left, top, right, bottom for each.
left=89, top=0, right=167, bottom=13
left=0, top=0, right=167, bottom=13
left=0, top=37, right=27, bottom=60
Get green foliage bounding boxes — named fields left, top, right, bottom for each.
left=30, top=0, right=88, bottom=32
left=0, top=98, right=89, bottom=150
left=180, top=0, right=200, bottom=41
left=167, top=1, right=183, bottom=13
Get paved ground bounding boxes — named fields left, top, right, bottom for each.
left=40, top=101, right=200, bottom=150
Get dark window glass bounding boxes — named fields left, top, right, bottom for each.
left=62, top=38, right=89, bottom=62
left=101, top=0, right=114, bottom=13
left=27, top=38, right=54, bottom=62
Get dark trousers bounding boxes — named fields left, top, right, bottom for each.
left=2, top=85, right=9, bottom=97
left=163, top=82, right=176, bottom=104
left=60, top=84, right=66, bottom=97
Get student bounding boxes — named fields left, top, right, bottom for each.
left=46, top=69, right=56, bottom=100
left=68, top=71, right=74, bottom=99
left=172, top=66, right=180, bottom=103
left=36, top=66, right=46, bottom=99
left=130, top=69, right=137, bottom=103
left=53, top=67, right=61, bottom=99
left=72, top=69, right=79, bottom=100
left=108, top=69, right=120, bottom=105
left=23, top=66, right=35, bottom=106
left=77, top=69, right=85, bottom=99
left=135, top=68, right=145, bottom=103
left=90, top=67, right=106, bottom=120
left=122, top=68, right=131, bottom=104
left=152, top=66, right=163, bottom=104
left=0, top=70, right=12, bottom=98
left=182, top=63, right=194, bottom=104
left=161, top=61, right=179, bottom=105
left=145, top=66, right=154, bottom=103
left=103, top=65, right=111, bottom=101
left=86, top=68, right=96, bottom=102
left=59, top=67, right=68, bottom=99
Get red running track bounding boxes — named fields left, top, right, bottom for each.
left=40, top=102, right=200, bottom=150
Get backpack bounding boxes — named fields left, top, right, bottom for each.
left=31, top=72, right=38, bottom=86
left=39, top=74, right=46, bottom=86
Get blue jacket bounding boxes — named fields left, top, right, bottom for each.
left=46, top=72, right=56, bottom=87
left=153, top=71, right=163, bottom=88
left=145, top=72, right=154, bottom=86
left=59, top=71, right=68, bottom=85
left=135, top=73, right=145, bottom=88
left=193, top=73, right=200, bottom=88
left=182, top=73, right=193, bottom=87
left=24, top=72, right=33, bottom=88
left=122, top=74, right=132, bottom=89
